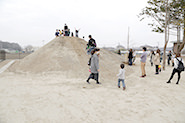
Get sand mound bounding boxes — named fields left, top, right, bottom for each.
left=8, top=37, right=133, bottom=80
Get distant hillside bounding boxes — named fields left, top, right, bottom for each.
left=0, top=40, right=22, bottom=51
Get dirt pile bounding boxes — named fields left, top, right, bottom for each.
left=8, top=37, right=133, bottom=80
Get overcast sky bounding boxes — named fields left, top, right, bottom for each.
left=0, top=0, right=179, bottom=48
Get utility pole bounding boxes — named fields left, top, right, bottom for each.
left=127, top=27, right=130, bottom=50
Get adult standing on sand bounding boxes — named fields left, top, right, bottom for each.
left=150, top=50, right=155, bottom=66
left=167, top=50, right=172, bottom=66
left=172, top=53, right=176, bottom=67
left=153, top=49, right=160, bottom=75
left=128, top=49, right=133, bottom=66
left=167, top=53, right=184, bottom=84
left=140, top=47, right=147, bottom=77
left=86, top=48, right=101, bottom=84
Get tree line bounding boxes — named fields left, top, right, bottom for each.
left=0, top=40, right=22, bottom=51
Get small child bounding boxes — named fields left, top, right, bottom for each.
left=59, top=30, right=62, bottom=36
left=117, top=64, right=126, bottom=90
left=158, top=64, right=161, bottom=72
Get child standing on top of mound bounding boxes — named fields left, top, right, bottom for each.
left=117, top=64, right=126, bottom=90
left=55, top=29, right=59, bottom=37
left=75, top=28, right=80, bottom=37
left=86, top=48, right=101, bottom=84
left=59, top=30, right=62, bottom=36
left=86, top=35, right=96, bottom=55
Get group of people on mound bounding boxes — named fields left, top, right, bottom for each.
left=55, top=24, right=80, bottom=37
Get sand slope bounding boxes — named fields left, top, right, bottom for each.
left=7, top=37, right=130, bottom=80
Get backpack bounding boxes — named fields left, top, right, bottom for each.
left=176, top=58, right=184, bottom=72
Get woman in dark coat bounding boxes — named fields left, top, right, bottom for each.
left=128, top=49, right=133, bottom=66
left=86, top=48, right=100, bottom=84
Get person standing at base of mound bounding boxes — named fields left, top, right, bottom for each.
left=86, top=48, right=101, bottom=84
left=86, top=35, right=97, bottom=55
left=117, top=64, right=126, bottom=90
left=140, top=47, right=147, bottom=78
left=167, top=53, right=184, bottom=84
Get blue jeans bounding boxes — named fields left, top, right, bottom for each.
left=128, top=58, right=132, bottom=65
left=87, top=47, right=95, bottom=55
left=118, top=79, right=125, bottom=87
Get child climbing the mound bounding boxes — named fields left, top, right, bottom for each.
left=117, top=64, right=126, bottom=90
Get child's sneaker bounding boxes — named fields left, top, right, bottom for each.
left=118, top=86, right=120, bottom=88
left=123, top=87, right=126, bottom=90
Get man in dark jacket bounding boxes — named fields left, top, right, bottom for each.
left=86, top=35, right=96, bottom=55
left=128, top=49, right=133, bottom=66
left=87, top=35, right=96, bottom=47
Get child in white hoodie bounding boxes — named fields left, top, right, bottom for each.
left=117, top=64, right=126, bottom=90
